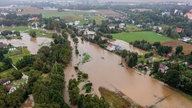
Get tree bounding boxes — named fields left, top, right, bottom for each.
left=29, top=31, right=36, bottom=38
left=11, top=71, right=22, bottom=80
left=163, top=69, right=181, bottom=87
left=187, top=55, right=192, bottom=65
left=14, top=31, right=20, bottom=36
left=176, top=46, right=183, bottom=55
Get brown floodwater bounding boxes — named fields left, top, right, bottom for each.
left=64, top=37, right=192, bottom=108
left=111, top=40, right=146, bottom=55
left=0, top=33, right=52, bottom=54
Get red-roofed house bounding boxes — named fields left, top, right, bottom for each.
left=176, top=28, right=183, bottom=33
left=32, top=17, right=38, bottom=21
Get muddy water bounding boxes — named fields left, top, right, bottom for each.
left=0, top=33, right=52, bottom=54
left=65, top=37, right=192, bottom=108
left=111, top=40, right=146, bottom=55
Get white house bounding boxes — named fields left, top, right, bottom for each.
left=74, top=21, right=80, bottom=25
left=6, top=85, right=16, bottom=94
left=106, top=44, right=116, bottom=51
left=108, top=24, right=116, bottom=29
left=119, top=23, right=125, bottom=29
left=84, top=29, right=96, bottom=39
left=182, top=37, right=191, bottom=42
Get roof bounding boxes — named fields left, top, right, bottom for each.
left=159, top=64, right=169, bottom=70
left=32, top=17, right=38, bottom=21
left=6, top=85, right=13, bottom=91
left=1, top=79, right=10, bottom=84
left=176, top=28, right=183, bottom=33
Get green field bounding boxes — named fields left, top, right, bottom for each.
left=9, top=47, right=30, bottom=65
left=112, top=31, right=172, bottom=43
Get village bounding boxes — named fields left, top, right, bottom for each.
left=0, top=1, right=192, bottom=108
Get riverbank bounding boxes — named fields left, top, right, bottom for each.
left=99, top=87, right=142, bottom=108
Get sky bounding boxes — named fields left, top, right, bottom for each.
left=0, top=0, right=191, bottom=4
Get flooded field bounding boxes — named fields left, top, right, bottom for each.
left=64, top=37, right=192, bottom=108
left=111, top=40, right=146, bottom=55
left=0, top=33, right=52, bottom=54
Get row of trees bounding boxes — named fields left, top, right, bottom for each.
left=1, top=30, right=20, bottom=37
left=132, top=40, right=152, bottom=51
left=0, top=48, right=12, bottom=72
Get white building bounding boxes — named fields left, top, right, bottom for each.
left=84, top=29, right=96, bottom=39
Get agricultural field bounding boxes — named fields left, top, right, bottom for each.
left=43, top=12, right=106, bottom=25
left=161, top=40, right=192, bottom=55
left=112, top=31, right=172, bottom=43
left=17, top=7, right=106, bottom=25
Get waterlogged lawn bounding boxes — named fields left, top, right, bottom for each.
left=82, top=53, right=91, bottom=64
left=112, top=31, right=172, bottom=43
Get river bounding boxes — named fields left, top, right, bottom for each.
left=64, top=37, right=192, bottom=108
left=1, top=33, right=191, bottom=108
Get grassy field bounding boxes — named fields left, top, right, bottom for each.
left=0, top=68, right=14, bottom=81
left=43, top=12, right=106, bottom=25
left=99, top=87, right=142, bottom=108
left=112, top=31, right=172, bottom=43
left=9, top=47, right=30, bottom=65
left=127, top=25, right=141, bottom=31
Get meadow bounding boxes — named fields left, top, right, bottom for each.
left=112, top=31, right=172, bottom=43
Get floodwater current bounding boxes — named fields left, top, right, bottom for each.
left=64, top=37, right=192, bottom=108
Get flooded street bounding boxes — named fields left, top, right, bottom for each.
left=65, top=37, right=192, bottom=108
left=0, top=33, right=52, bottom=54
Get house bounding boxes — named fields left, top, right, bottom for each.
left=1, top=79, right=11, bottom=85
left=84, top=29, right=96, bottom=39
left=9, top=47, right=17, bottom=51
left=108, top=24, right=116, bottom=29
left=188, top=65, right=192, bottom=70
left=119, top=23, right=125, bottom=29
left=74, top=21, right=80, bottom=25
left=166, top=53, right=172, bottom=59
left=115, top=45, right=123, bottom=51
left=0, top=42, right=7, bottom=48
left=136, top=63, right=147, bottom=68
left=176, top=28, right=183, bottom=33
left=28, top=17, right=38, bottom=21
left=182, top=37, right=191, bottom=42
left=6, top=85, right=16, bottom=94
left=184, top=9, right=192, bottom=20
left=158, top=64, right=169, bottom=73
left=106, top=43, right=116, bottom=51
